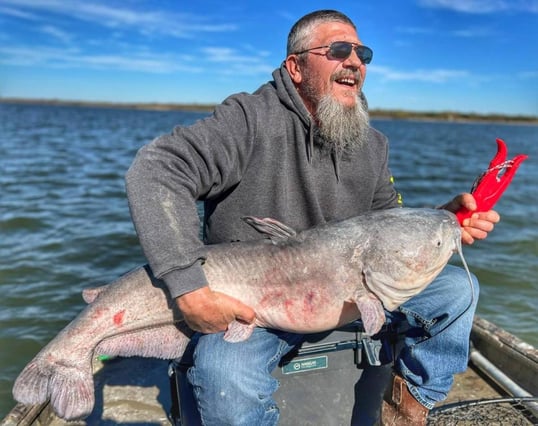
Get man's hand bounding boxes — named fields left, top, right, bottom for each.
left=440, top=193, right=500, bottom=245
left=177, top=286, right=256, bottom=334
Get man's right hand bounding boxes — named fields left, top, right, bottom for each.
left=177, top=286, right=256, bottom=334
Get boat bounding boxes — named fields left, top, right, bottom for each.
left=1, top=316, right=536, bottom=425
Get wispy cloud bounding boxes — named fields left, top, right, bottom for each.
left=418, top=0, right=538, bottom=14
left=0, top=42, right=274, bottom=76
left=0, top=0, right=275, bottom=78
left=0, top=45, right=203, bottom=73
left=0, top=1, right=257, bottom=75
left=450, top=28, right=492, bottom=38
left=396, top=26, right=434, bottom=35
left=201, top=47, right=275, bottom=75
left=369, top=65, right=470, bottom=83
left=0, top=0, right=238, bottom=37
left=40, top=25, right=72, bottom=43
left=397, top=25, right=492, bottom=38
left=0, top=5, right=39, bottom=20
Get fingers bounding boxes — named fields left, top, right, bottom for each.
left=461, top=210, right=500, bottom=245
left=177, top=287, right=229, bottom=333
left=177, top=287, right=256, bottom=334
left=458, top=193, right=477, bottom=212
left=460, top=229, right=475, bottom=245
left=439, top=193, right=501, bottom=246
left=231, top=299, right=257, bottom=325
left=215, top=291, right=257, bottom=325
left=439, top=193, right=474, bottom=214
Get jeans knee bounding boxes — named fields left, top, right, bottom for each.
left=187, top=333, right=282, bottom=425
left=398, top=265, right=480, bottom=330
left=189, top=360, right=279, bottom=424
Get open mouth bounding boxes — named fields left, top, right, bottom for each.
left=335, top=76, right=357, bottom=87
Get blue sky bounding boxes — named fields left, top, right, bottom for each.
left=1, top=0, right=537, bottom=115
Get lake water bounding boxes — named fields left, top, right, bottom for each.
left=0, top=103, right=536, bottom=417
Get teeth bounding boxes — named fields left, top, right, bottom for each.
left=338, top=78, right=355, bottom=85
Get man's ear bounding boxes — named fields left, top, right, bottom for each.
left=285, top=55, right=302, bottom=84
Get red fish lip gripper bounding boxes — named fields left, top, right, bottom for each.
left=456, top=138, right=528, bottom=225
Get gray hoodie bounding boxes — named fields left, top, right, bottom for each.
left=126, top=64, right=400, bottom=299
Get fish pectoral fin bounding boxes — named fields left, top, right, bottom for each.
left=241, top=216, right=297, bottom=243
left=355, top=295, right=386, bottom=336
left=223, top=320, right=256, bottom=342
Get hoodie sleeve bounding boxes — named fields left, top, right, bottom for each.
left=125, top=95, right=257, bottom=298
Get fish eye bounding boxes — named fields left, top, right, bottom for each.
left=436, top=240, right=442, bottom=247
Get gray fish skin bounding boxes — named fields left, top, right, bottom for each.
left=12, top=207, right=461, bottom=420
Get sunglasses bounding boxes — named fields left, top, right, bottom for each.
left=293, top=41, right=373, bottom=64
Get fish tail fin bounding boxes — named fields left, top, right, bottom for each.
left=13, top=358, right=95, bottom=420
left=12, top=360, right=49, bottom=405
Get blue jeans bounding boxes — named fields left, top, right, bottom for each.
left=186, top=264, right=479, bottom=425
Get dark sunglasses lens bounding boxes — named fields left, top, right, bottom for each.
left=357, top=46, right=373, bottom=64
left=330, top=42, right=353, bottom=59
left=330, top=42, right=373, bottom=64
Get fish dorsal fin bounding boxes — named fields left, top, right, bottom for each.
left=81, top=284, right=110, bottom=304
left=241, top=216, right=297, bottom=243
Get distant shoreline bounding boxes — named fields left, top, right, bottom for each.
left=1, top=97, right=537, bottom=124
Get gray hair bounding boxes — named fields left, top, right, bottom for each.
left=287, top=10, right=356, bottom=56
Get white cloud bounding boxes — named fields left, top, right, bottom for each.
left=0, top=42, right=275, bottom=76
left=40, top=25, right=72, bottom=43
left=397, top=25, right=492, bottom=38
left=418, top=0, right=538, bottom=14
left=203, top=47, right=266, bottom=64
left=396, top=26, right=434, bottom=35
left=0, top=45, right=203, bottom=73
left=201, top=47, right=275, bottom=75
left=369, top=65, right=470, bottom=83
left=0, top=0, right=237, bottom=37
left=0, top=0, right=275, bottom=78
left=0, top=5, right=38, bottom=20
left=450, top=28, right=492, bottom=38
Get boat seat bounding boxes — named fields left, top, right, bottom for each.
left=168, top=320, right=402, bottom=425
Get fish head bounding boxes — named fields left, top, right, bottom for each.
left=357, top=208, right=461, bottom=312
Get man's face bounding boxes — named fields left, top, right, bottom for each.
left=289, top=22, right=368, bottom=115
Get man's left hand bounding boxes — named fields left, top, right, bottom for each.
left=440, top=193, right=500, bottom=245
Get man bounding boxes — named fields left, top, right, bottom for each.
left=126, top=10, right=499, bottom=425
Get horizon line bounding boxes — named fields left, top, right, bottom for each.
left=1, top=97, right=536, bottom=123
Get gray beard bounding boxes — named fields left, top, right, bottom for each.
left=315, top=94, right=370, bottom=154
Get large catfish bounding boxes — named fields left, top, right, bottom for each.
left=13, top=208, right=467, bottom=420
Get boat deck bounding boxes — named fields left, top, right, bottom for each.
left=2, top=317, right=536, bottom=425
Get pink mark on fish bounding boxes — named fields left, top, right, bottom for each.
left=302, top=291, right=317, bottom=316
left=113, top=310, right=125, bottom=326
left=284, top=299, right=296, bottom=324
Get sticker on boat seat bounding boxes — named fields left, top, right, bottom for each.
left=281, top=355, right=328, bottom=374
